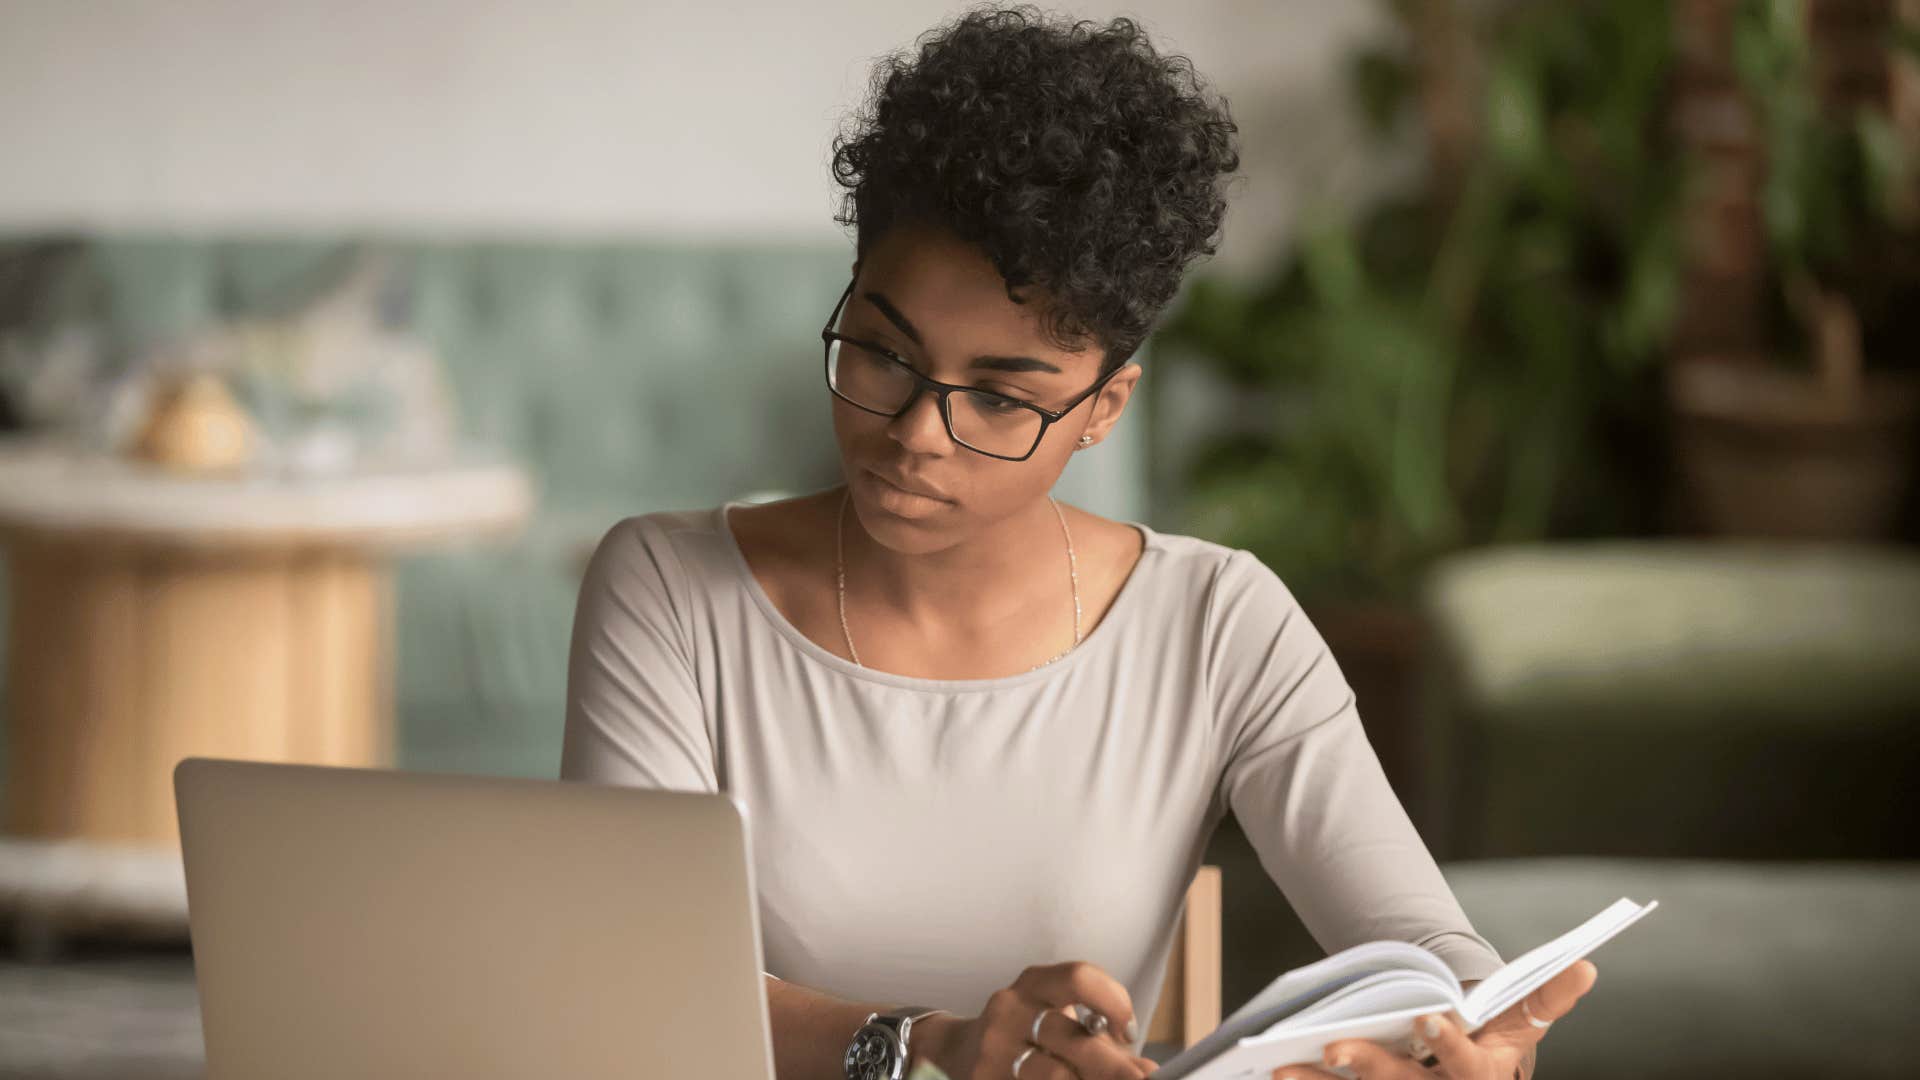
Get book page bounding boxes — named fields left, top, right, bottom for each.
left=1463, top=898, right=1658, bottom=1027
left=1148, top=898, right=1660, bottom=1080
left=1155, top=940, right=1458, bottom=1080
left=1270, top=969, right=1461, bottom=1031
left=1222, top=939, right=1455, bottom=1031
left=1151, top=972, right=1372, bottom=1080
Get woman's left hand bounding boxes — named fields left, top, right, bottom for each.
left=1269, top=960, right=1597, bottom=1080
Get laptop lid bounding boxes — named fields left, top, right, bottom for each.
left=174, top=757, right=775, bottom=1079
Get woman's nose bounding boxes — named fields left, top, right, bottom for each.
left=886, top=386, right=954, bottom=452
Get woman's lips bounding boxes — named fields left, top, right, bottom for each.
left=864, top=469, right=950, bottom=515
left=868, top=470, right=947, bottom=501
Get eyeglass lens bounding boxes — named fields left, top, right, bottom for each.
left=827, top=338, right=1043, bottom=458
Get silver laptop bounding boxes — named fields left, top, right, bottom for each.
left=173, top=757, right=776, bottom=1079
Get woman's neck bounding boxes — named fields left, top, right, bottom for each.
left=837, top=485, right=1073, bottom=637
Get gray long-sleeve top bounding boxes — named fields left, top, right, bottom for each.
left=560, top=500, right=1503, bottom=1053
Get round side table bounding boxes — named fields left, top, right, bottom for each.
left=0, top=438, right=534, bottom=851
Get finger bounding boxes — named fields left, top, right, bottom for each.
left=1411, top=1012, right=1480, bottom=1078
left=1016, top=961, right=1140, bottom=1045
left=1476, top=960, right=1599, bottom=1060
left=1271, top=1064, right=1344, bottom=1079
left=1533, top=960, right=1597, bottom=1023
left=1485, top=960, right=1599, bottom=1046
left=1322, top=1038, right=1430, bottom=1079
left=1028, top=1002, right=1152, bottom=1076
left=1011, top=1045, right=1075, bottom=1080
left=1073, top=1003, right=1117, bottom=1040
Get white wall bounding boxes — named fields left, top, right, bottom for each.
left=0, top=0, right=1394, bottom=274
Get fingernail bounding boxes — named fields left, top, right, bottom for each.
left=1331, top=1051, right=1351, bottom=1068
left=1408, top=1036, right=1430, bottom=1059
left=1423, top=1015, right=1442, bottom=1039
left=1125, top=1017, right=1139, bottom=1043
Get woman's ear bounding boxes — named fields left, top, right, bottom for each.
left=1077, top=363, right=1143, bottom=446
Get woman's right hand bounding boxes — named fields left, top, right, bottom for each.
left=913, top=961, right=1161, bottom=1079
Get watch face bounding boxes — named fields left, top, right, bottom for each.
left=844, top=1023, right=903, bottom=1080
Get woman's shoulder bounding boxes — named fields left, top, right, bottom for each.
left=595, top=491, right=822, bottom=551
left=1047, top=507, right=1305, bottom=646
left=1120, top=524, right=1310, bottom=646
left=1108, top=515, right=1268, bottom=593
left=590, top=488, right=921, bottom=599
left=591, top=506, right=712, bottom=556
left=582, top=500, right=753, bottom=592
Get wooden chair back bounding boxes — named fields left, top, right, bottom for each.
left=1143, top=864, right=1221, bottom=1049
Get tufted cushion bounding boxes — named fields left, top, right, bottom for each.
left=1443, top=856, right=1920, bottom=1079
left=1420, top=542, right=1920, bottom=859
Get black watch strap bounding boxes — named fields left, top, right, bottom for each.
left=881, top=1005, right=945, bottom=1046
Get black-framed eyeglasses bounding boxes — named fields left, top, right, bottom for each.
left=820, top=278, right=1123, bottom=462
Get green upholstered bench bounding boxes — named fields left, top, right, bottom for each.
left=1179, top=830, right=1920, bottom=1079
left=1420, top=542, right=1920, bottom=861
left=1404, top=546, right=1920, bottom=1078
left=1442, top=856, right=1920, bottom=1080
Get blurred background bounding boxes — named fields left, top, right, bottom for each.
left=0, top=1, right=1916, bottom=1077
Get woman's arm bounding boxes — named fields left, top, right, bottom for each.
left=561, top=515, right=716, bottom=791
left=768, top=974, right=986, bottom=1080
left=767, top=974, right=886, bottom=1080
left=1201, top=550, right=1505, bottom=983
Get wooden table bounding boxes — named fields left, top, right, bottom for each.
left=0, top=438, right=533, bottom=850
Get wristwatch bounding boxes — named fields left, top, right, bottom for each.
left=844, top=1005, right=946, bottom=1080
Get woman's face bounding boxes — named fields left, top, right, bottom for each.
left=830, top=222, right=1138, bottom=554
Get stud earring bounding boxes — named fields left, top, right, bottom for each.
left=1077, top=435, right=1094, bottom=447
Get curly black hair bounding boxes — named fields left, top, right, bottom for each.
left=831, top=4, right=1241, bottom=372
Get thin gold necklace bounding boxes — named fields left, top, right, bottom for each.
left=835, top=486, right=1082, bottom=672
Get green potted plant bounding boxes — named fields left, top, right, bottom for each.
left=1155, top=0, right=1681, bottom=602
left=1666, top=0, right=1920, bottom=538
left=1151, top=0, right=1684, bottom=816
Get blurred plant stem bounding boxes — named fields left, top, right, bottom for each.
left=1731, top=0, right=1920, bottom=386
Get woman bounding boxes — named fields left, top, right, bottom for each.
left=561, top=7, right=1595, bottom=1080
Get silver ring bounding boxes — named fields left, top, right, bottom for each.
left=1011, top=1045, right=1038, bottom=1078
left=1521, top=999, right=1552, bottom=1030
left=1030, top=1007, right=1049, bottom=1043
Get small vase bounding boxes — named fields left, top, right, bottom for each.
left=130, top=371, right=256, bottom=473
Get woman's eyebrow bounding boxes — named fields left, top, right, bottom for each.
left=861, top=290, right=1065, bottom=374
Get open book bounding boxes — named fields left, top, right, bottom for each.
left=1151, top=896, right=1659, bottom=1079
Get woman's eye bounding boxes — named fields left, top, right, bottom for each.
left=851, top=342, right=903, bottom=368
left=861, top=335, right=908, bottom=362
